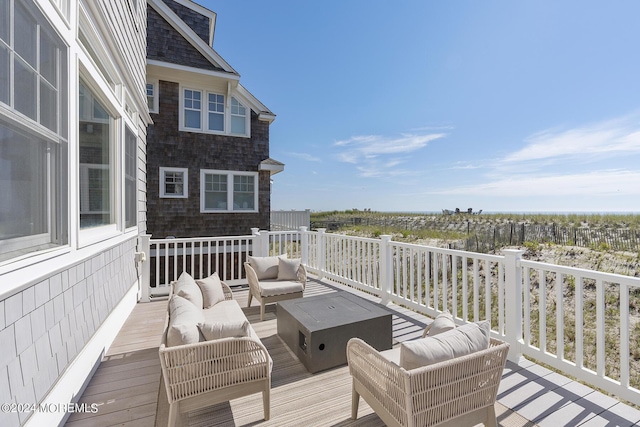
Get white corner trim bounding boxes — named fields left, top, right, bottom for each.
left=24, top=282, right=139, bottom=427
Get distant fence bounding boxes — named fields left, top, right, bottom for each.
left=311, top=217, right=640, bottom=253
left=271, top=209, right=310, bottom=231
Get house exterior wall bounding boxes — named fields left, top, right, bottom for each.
left=146, top=80, right=271, bottom=238
left=0, top=0, right=149, bottom=425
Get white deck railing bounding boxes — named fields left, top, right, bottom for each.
left=140, top=228, right=640, bottom=404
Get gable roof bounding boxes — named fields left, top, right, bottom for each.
left=147, top=0, right=275, bottom=120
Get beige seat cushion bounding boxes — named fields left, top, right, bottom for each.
left=258, top=280, right=304, bottom=297
left=248, top=254, right=286, bottom=280
left=399, top=320, right=490, bottom=370
left=198, top=320, right=250, bottom=340
left=167, top=295, right=205, bottom=347
left=425, top=311, right=456, bottom=336
left=379, top=347, right=401, bottom=366
left=203, top=300, right=260, bottom=341
left=196, top=272, right=225, bottom=308
left=277, top=258, right=301, bottom=281
left=174, top=271, right=203, bottom=310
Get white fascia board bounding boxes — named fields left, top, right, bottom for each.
left=236, top=84, right=276, bottom=122
left=148, top=0, right=237, bottom=74
left=167, top=0, right=217, bottom=45
left=147, top=59, right=240, bottom=82
left=259, top=163, right=285, bottom=175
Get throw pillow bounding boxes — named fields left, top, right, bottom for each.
left=174, top=271, right=203, bottom=310
left=400, top=320, right=490, bottom=370
left=248, top=254, right=287, bottom=280
left=166, top=295, right=205, bottom=347
left=198, top=320, right=250, bottom=341
left=423, top=311, right=456, bottom=337
left=277, top=258, right=301, bottom=281
left=196, top=272, right=225, bottom=308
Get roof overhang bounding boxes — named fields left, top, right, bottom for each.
left=259, top=158, right=285, bottom=176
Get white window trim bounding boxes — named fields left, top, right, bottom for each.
left=160, top=167, right=188, bottom=198
left=146, top=80, right=159, bottom=113
left=179, top=85, right=251, bottom=138
left=200, top=169, right=258, bottom=213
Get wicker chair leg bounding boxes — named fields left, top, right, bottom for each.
left=260, top=302, right=266, bottom=321
left=351, top=383, right=360, bottom=420
left=168, top=402, right=178, bottom=427
left=263, top=387, right=271, bottom=420
left=247, top=291, right=253, bottom=307
left=484, top=405, right=497, bottom=427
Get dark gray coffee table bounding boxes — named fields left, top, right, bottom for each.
left=277, top=291, right=392, bottom=373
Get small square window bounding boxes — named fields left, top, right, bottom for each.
left=160, top=167, right=188, bottom=198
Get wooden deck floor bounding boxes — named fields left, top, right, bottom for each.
left=66, top=278, right=640, bottom=427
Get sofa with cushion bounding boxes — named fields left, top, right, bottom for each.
left=159, top=271, right=272, bottom=426
left=243, top=255, right=306, bottom=321
left=347, top=314, right=510, bottom=427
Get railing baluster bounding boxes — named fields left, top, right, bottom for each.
left=462, top=256, right=468, bottom=322
left=484, top=260, right=490, bottom=322
left=596, top=278, right=605, bottom=378
left=620, top=283, right=630, bottom=388
left=524, top=266, right=531, bottom=345
left=540, top=269, right=547, bottom=353
left=473, top=259, right=479, bottom=322
left=575, top=276, right=584, bottom=368
left=556, top=271, right=564, bottom=361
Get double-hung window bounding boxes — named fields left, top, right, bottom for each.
left=180, top=88, right=249, bottom=137
left=79, top=81, right=113, bottom=229
left=160, top=167, right=188, bottom=198
left=146, top=81, right=158, bottom=113
left=200, top=170, right=257, bottom=213
left=0, top=0, right=69, bottom=263
left=124, top=126, right=137, bottom=228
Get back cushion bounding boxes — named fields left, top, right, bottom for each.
left=174, top=271, right=203, bottom=310
left=196, top=272, right=226, bottom=308
left=167, top=295, right=205, bottom=347
left=400, top=320, right=490, bottom=370
left=424, top=311, right=456, bottom=337
left=248, top=255, right=287, bottom=280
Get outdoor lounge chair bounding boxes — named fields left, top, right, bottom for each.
left=244, top=255, right=306, bottom=320
left=347, top=321, right=510, bottom=427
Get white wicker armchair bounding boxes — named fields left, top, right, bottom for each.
left=159, top=280, right=272, bottom=426
left=347, top=337, right=510, bottom=427
left=244, top=259, right=306, bottom=321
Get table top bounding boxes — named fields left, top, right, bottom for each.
left=277, top=291, right=391, bottom=332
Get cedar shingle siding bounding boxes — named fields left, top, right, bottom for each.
left=146, top=80, right=271, bottom=238
left=147, top=7, right=223, bottom=72
left=162, top=0, right=211, bottom=44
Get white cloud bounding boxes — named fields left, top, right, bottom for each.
left=504, top=115, right=640, bottom=163
left=431, top=169, right=640, bottom=197
left=287, top=152, right=322, bottom=162
left=334, top=132, right=446, bottom=177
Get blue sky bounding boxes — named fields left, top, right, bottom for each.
left=205, top=1, right=640, bottom=213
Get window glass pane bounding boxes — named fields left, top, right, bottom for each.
left=204, top=174, right=226, bottom=210
left=146, top=83, right=154, bottom=110
left=208, top=112, right=223, bottom=131
left=0, top=0, right=8, bottom=43
left=14, top=57, right=37, bottom=120
left=185, top=109, right=200, bottom=128
left=164, top=172, right=183, bottom=195
left=15, top=1, right=37, bottom=67
left=40, top=80, right=56, bottom=132
left=0, top=45, right=8, bottom=105
left=40, top=31, right=57, bottom=86
left=233, top=175, right=254, bottom=210
left=125, top=126, right=136, bottom=228
left=231, top=116, right=245, bottom=134
left=0, top=117, right=67, bottom=262
left=79, top=82, right=112, bottom=228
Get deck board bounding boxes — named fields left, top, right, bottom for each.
left=66, top=277, right=640, bottom=427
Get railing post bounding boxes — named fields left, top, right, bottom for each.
left=503, top=249, right=525, bottom=362
left=299, top=226, right=309, bottom=265
left=379, top=235, right=393, bottom=305
left=317, top=228, right=326, bottom=279
left=250, top=228, right=263, bottom=256
left=139, top=233, right=151, bottom=302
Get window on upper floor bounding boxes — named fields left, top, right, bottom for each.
left=160, top=167, right=188, bottom=198
left=200, top=169, right=257, bottom=213
left=146, top=81, right=158, bottom=113
left=0, top=0, right=69, bottom=263
left=180, top=87, right=250, bottom=137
